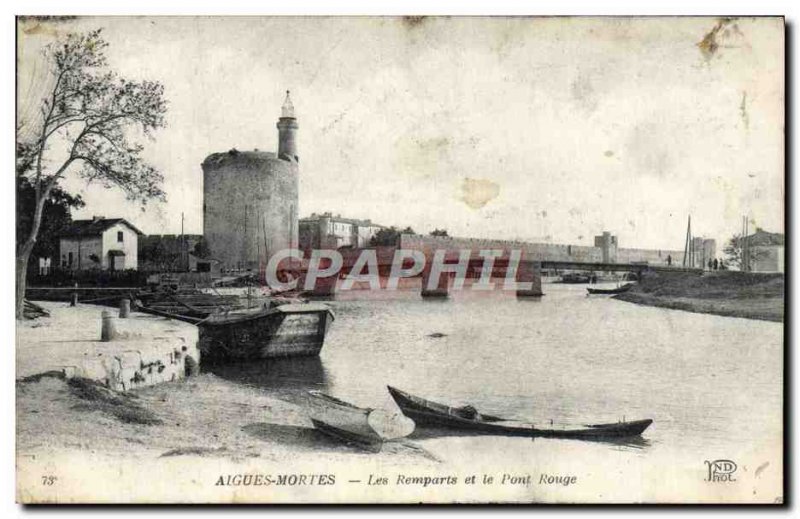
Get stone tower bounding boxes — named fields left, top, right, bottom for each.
left=202, top=93, right=300, bottom=270
left=277, top=90, right=299, bottom=162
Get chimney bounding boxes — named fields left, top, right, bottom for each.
left=92, top=215, right=103, bottom=222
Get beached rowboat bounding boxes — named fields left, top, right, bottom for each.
left=307, top=391, right=415, bottom=451
left=387, top=386, right=652, bottom=439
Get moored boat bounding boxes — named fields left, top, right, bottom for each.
left=307, top=391, right=414, bottom=451
left=558, top=273, right=593, bottom=284
left=387, top=386, right=652, bottom=440
left=587, top=283, right=634, bottom=295
left=197, top=303, right=334, bottom=362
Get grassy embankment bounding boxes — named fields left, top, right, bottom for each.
left=614, top=270, right=784, bottom=322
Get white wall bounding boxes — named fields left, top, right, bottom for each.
left=356, top=225, right=383, bottom=247
left=59, top=237, right=103, bottom=270
left=102, top=223, right=139, bottom=270
left=59, top=223, right=139, bottom=271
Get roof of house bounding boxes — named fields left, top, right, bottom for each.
left=747, top=229, right=784, bottom=247
left=59, top=218, right=144, bottom=238
left=300, top=212, right=385, bottom=228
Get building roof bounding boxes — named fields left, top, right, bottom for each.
left=59, top=218, right=144, bottom=238
left=747, top=229, right=784, bottom=247
left=281, top=90, right=295, bottom=118
left=300, top=212, right=385, bottom=228
left=202, top=149, right=279, bottom=166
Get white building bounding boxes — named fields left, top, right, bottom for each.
left=58, top=217, right=143, bottom=271
left=299, top=212, right=385, bottom=251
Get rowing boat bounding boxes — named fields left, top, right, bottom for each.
left=387, top=386, right=652, bottom=439
left=587, top=283, right=634, bottom=295
left=307, top=391, right=414, bottom=451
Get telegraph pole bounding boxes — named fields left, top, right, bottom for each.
left=744, top=216, right=750, bottom=272
left=683, top=215, right=691, bottom=267
left=181, top=212, right=185, bottom=271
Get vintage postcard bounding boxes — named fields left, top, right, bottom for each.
left=15, top=16, right=784, bottom=504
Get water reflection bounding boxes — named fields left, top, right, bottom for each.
left=204, top=357, right=330, bottom=392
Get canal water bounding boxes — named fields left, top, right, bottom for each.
left=208, top=282, right=783, bottom=499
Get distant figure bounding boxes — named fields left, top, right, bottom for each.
left=667, top=254, right=672, bottom=266
left=719, top=259, right=726, bottom=270
left=713, top=258, right=719, bottom=270
left=708, top=259, right=713, bottom=271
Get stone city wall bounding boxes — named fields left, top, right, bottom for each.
left=400, top=234, right=686, bottom=266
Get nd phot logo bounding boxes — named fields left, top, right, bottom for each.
left=704, top=459, right=737, bottom=482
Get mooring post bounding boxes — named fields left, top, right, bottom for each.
left=309, top=258, right=337, bottom=297
left=421, top=256, right=449, bottom=298
left=516, top=259, right=543, bottom=297
left=101, top=310, right=116, bottom=342
left=119, top=298, right=131, bottom=318
left=71, top=282, right=79, bottom=307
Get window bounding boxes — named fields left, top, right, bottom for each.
left=117, top=231, right=124, bottom=243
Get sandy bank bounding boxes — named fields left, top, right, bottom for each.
left=614, top=271, right=784, bottom=322
left=16, top=373, right=439, bottom=466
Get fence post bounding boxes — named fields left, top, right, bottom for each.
left=101, top=310, right=116, bottom=342
left=119, top=298, right=131, bottom=318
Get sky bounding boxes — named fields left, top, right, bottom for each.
left=16, top=16, right=784, bottom=251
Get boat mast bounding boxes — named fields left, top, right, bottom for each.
left=262, top=214, right=272, bottom=295
left=243, top=204, right=249, bottom=271
left=180, top=212, right=185, bottom=272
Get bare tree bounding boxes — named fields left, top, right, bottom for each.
left=16, top=29, right=167, bottom=319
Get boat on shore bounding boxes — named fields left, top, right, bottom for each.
left=387, top=386, right=652, bottom=440
left=307, top=391, right=414, bottom=451
left=587, top=283, right=634, bottom=295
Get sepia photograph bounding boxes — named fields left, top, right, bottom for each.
left=13, top=14, right=785, bottom=504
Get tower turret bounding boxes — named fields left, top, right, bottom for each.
left=277, top=90, right=299, bottom=162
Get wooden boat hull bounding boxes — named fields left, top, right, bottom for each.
left=387, top=386, right=652, bottom=439
left=307, top=391, right=414, bottom=451
left=558, top=274, right=592, bottom=284
left=587, top=283, right=633, bottom=295
left=198, top=303, right=334, bottom=362
left=310, top=419, right=383, bottom=452
left=307, top=392, right=384, bottom=450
